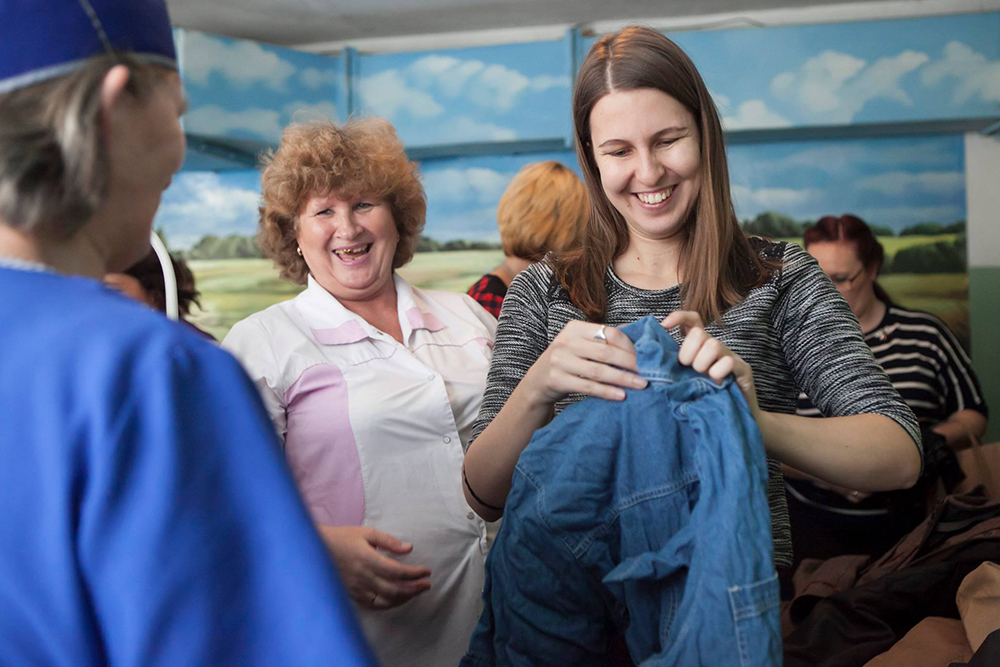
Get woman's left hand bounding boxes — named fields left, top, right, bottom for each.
left=661, top=311, right=761, bottom=419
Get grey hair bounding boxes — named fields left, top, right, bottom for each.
left=0, top=53, right=163, bottom=239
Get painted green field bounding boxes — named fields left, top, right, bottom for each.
left=881, top=273, right=969, bottom=344
left=188, top=250, right=503, bottom=340
left=188, top=240, right=968, bottom=343
left=775, top=235, right=959, bottom=260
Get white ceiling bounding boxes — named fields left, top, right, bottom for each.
left=165, top=0, right=994, bottom=53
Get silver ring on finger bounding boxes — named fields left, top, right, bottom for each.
left=593, top=324, right=608, bottom=344
left=371, top=591, right=378, bottom=606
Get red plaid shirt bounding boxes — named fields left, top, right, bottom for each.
left=466, top=274, right=507, bottom=319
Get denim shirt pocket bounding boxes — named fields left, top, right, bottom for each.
left=728, top=573, right=782, bottom=667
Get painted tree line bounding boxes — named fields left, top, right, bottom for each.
left=163, top=212, right=968, bottom=273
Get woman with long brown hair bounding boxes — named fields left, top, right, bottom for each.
left=461, top=26, right=922, bottom=573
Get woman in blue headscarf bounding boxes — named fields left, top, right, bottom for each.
left=0, top=2, right=373, bottom=664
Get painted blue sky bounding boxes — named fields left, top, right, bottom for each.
left=178, top=30, right=344, bottom=144
left=162, top=12, right=991, bottom=248
left=156, top=170, right=262, bottom=250
left=353, top=40, right=572, bottom=146
left=594, top=12, right=1000, bottom=130
left=727, top=135, right=966, bottom=229
left=418, top=151, right=580, bottom=241
left=156, top=134, right=965, bottom=250
left=176, top=11, right=999, bottom=158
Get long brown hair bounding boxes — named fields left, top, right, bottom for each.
left=556, top=26, right=772, bottom=324
left=804, top=214, right=893, bottom=304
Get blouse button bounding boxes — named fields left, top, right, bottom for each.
left=466, top=511, right=475, bottom=520
left=443, top=436, right=451, bottom=444
left=427, top=374, right=435, bottom=381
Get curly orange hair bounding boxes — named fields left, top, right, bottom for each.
left=258, top=117, right=426, bottom=284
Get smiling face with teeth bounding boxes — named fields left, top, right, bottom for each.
left=590, top=87, right=702, bottom=250
left=296, top=191, right=399, bottom=305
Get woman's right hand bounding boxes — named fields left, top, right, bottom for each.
left=522, top=320, right=648, bottom=405
left=317, top=525, right=432, bottom=610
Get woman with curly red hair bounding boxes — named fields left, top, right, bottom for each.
left=223, top=117, right=496, bottom=667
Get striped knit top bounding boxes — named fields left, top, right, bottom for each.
left=789, top=304, right=987, bottom=516
left=470, top=239, right=922, bottom=568
left=797, top=304, right=987, bottom=424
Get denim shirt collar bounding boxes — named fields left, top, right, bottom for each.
left=620, top=315, right=731, bottom=388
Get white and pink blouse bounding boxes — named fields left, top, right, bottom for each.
left=222, top=273, right=496, bottom=667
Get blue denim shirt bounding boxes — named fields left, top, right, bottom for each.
left=462, top=316, right=781, bottom=666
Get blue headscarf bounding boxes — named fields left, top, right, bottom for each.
left=0, top=0, right=177, bottom=94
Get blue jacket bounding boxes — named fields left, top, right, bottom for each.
left=462, top=315, right=781, bottom=666
left=0, top=267, right=375, bottom=666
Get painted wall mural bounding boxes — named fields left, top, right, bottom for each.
left=155, top=135, right=970, bottom=343
left=352, top=40, right=573, bottom=147
left=177, top=29, right=344, bottom=170
left=728, top=135, right=970, bottom=344
left=586, top=12, right=1000, bottom=130
left=153, top=12, right=997, bottom=340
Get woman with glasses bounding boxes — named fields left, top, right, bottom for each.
left=786, top=214, right=988, bottom=564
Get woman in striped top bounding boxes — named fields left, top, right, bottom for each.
left=787, top=214, right=988, bottom=562
left=460, top=26, right=922, bottom=571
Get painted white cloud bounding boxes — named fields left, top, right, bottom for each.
left=423, top=167, right=513, bottom=204
left=921, top=41, right=1000, bottom=104
left=448, top=117, right=518, bottom=142
left=771, top=49, right=929, bottom=123
left=530, top=75, right=571, bottom=92
left=421, top=207, right=502, bottom=242
left=183, top=32, right=296, bottom=92
left=357, top=69, right=444, bottom=118
left=730, top=137, right=963, bottom=186
left=299, top=67, right=339, bottom=90
left=856, top=170, right=964, bottom=196
left=469, top=64, right=530, bottom=111
left=854, top=204, right=964, bottom=225
left=410, top=55, right=482, bottom=96
left=731, top=184, right=821, bottom=211
left=403, top=55, right=568, bottom=113
left=711, top=91, right=732, bottom=115
left=184, top=105, right=283, bottom=140
left=283, top=100, right=339, bottom=123
left=722, top=100, right=792, bottom=130
left=794, top=143, right=955, bottom=174
left=155, top=173, right=261, bottom=250
left=771, top=51, right=866, bottom=113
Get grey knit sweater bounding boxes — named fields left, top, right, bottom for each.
left=470, top=239, right=921, bottom=567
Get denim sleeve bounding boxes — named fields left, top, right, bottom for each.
left=464, top=471, right=612, bottom=667
left=772, top=242, right=922, bottom=456
left=469, top=261, right=555, bottom=446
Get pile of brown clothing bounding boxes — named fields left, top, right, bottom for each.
left=783, top=490, right=1000, bottom=667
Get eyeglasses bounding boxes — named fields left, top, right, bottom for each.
left=826, top=268, right=865, bottom=286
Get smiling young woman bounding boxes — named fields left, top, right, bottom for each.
left=461, top=26, right=923, bottom=576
